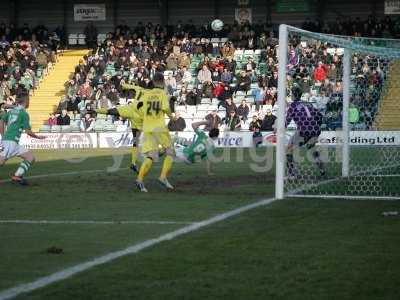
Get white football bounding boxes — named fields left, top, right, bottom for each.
left=211, top=19, right=224, bottom=32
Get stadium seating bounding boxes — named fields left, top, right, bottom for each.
left=375, top=61, right=400, bottom=130
left=68, top=34, right=78, bottom=46
left=29, top=17, right=392, bottom=134
left=78, top=34, right=86, bottom=46
left=0, top=25, right=60, bottom=121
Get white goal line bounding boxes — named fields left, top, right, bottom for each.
left=288, top=194, right=400, bottom=201
left=0, top=220, right=195, bottom=225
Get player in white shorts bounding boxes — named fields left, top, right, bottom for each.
left=0, top=97, right=45, bottom=185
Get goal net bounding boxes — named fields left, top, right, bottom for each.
left=275, top=25, right=400, bottom=200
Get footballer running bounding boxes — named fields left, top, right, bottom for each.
left=0, top=97, right=46, bottom=185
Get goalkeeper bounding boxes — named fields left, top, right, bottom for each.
left=177, top=120, right=220, bottom=175
left=285, top=86, right=325, bottom=178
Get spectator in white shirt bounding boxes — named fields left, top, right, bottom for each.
left=97, top=95, right=112, bottom=109
left=181, top=66, right=192, bottom=86
left=315, top=90, right=329, bottom=114
left=197, top=65, right=212, bottom=84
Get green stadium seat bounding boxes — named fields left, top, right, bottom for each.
left=61, top=125, right=72, bottom=133
left=250, top=83, right=259, bottom=89
left=233, top=96, right=244, bottom=104
left=244, top=50, right=254, bottom=58
left=104, top=124, right=117, bottom=132
left=39, top=125, right=51, bottom=133
left=245, top=96, right=255, bottom=103
left=94, top=125, right=105, bottom=132
left=50, top=125, right=61, bottom=133
left=234, top=49, right=244, bottom=61
left=258, top=63, right=267, bottom=74
left=71, top=125, right=80, bottom=132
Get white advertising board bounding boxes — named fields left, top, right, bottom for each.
left=74, top=4, right=106, bottom=21
left=19, top=133, right=98, bottom=150
left=2, top=131, right=399, bottom=150
left=98, top=131, right=254, bottom=148
left=385, top=0, right=400, bottom=14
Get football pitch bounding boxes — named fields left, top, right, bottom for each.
left=0, top=149, right=400, bottom=300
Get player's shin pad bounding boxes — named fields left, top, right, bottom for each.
left=160, top=155, right=173, bottom=179
left=138, top=158, right=153, bottom=182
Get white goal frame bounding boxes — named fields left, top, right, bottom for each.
left=275, top=24, right=399, bottom=200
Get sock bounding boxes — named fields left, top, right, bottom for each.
left=286, top=154, right=295, bottom=176
left=137, top=157, right=152, bottom=182
left=131, top=147, right=138, bottom=165
left=160, top=155, right=173, bottom=180
left=15, top=160, right=32, bottom=177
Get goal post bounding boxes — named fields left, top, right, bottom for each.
left=341, top=48, right=351, bottom=178
left=275, top=24, right=288, bottom=200
left=275, top=25, right=400, bottom=200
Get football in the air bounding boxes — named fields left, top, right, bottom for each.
left=211, top=19, right=224, bottom=31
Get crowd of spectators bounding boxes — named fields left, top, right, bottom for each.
left=302, top=15, right=400, bottom=39
left=0, top=22, right=63, bottom=115
left=46, top=15, right=394, bottom=132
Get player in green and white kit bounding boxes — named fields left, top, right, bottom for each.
left=179, top=120, right=219, bottom=175
left=0, top=97, right=45, bottom=185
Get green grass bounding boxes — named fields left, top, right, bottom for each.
left=1, top=149, right=400, bottom=299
